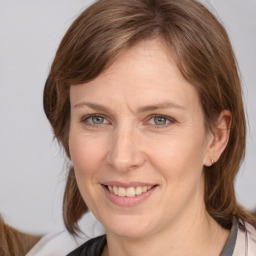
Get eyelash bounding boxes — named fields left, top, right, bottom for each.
left=80, top=114, right=109, bottom=127
left=147, top=114, right=176, bottom=128
left=80, top=114, right=176, bottom=128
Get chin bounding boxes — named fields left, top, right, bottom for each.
left=102, top=213, right=156, bottom=239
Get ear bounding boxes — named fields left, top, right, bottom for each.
left=203, top=110, right=232, bottom=167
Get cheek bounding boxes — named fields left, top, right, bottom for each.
left=148, top=132, right=207, bottom=181
left=148, top=133, right=207, bottom=217
left=68, top=130, right=109, bottom=212
left=69, top=131, right=107, bottom=178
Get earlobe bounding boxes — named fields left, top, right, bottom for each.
left=204, top=110, right=232, bottom=167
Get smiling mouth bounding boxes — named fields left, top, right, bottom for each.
left=106, top=185, right=155, bottom=197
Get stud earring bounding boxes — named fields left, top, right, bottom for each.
left=211, top=159, right=215, bottom=165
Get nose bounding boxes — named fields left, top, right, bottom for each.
left=106, top=126, right=145, bottom=172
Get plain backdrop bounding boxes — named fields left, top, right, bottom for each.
left=0, top=0, right=255, bottom=234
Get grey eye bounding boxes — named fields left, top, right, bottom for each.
left=91, top=116, right=105, bottom=124
left=154, top=116, right=167, bottom=125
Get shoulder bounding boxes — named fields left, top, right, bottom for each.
left=244, top=220, right=256, bottom=255
left=234, top=219, right=256, bottom=256
left=25, top=229, right=84, bottom=256
left=66, top=235, right=106, bottom=256
left=26, top=212, right=104, bottom=256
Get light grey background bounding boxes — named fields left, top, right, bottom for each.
left=0, top=0, right=255, bottom=234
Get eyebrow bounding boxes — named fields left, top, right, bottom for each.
left=136, top=101, right=185, bottom=113
left=73, top=101, right=185, bottom=113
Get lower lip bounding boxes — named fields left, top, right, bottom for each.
left=102, top=185, right=158, bottom=207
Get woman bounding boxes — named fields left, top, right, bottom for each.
left=34, top=0, right=256, bottom=255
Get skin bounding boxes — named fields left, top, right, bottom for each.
left=69, top=39, right=231, bottom=256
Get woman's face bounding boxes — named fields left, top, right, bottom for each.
left=69, top=40, right=212, bottom=239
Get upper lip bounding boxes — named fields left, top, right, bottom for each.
left=102, top=181, right=157, bottom=188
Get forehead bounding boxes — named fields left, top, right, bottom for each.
left=99, top=39, right=184, bottom=86
left=70, top=39, right=200, bottom=112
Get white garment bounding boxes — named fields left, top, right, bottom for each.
left=26, top=212, right=104, bottom=256
left=232, top=219, right=256, bottom=256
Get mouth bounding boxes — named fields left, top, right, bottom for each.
left=101, top=181, right=159, bottom=206
left=105, top=185, right=155, bottom=198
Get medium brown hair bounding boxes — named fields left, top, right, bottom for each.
left=0, top=215, right=42, bottom=256
left=43, top=0, right=256, bottom=234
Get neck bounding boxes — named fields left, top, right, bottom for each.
left=102, top=209, right=230, bottom=256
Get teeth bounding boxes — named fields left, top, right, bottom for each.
left=126, top=187, right=135, bottom=197
left=118, top=187, right=126, bottom=197
left=113, top=186, right=118, bottom=195
left=135, top=186, right=142, bottom=195
left=107, top=185, right=153, bottom=197
left=142, top=186, right=148, bottom=192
